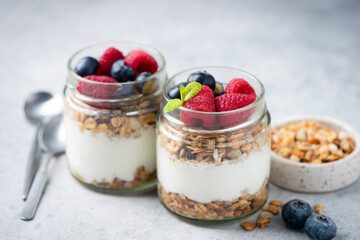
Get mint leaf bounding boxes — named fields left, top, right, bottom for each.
left=163, top=82, right=202, bottom=113
left=184, top=82, right=202, bottom=101
left=180, top=85, right=186, bottom=101
left=164, top=99, right=183, bottom=113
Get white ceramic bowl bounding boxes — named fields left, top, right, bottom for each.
left=270, top=115, right=360, bottom=193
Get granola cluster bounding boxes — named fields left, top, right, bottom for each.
left=158, top=117, right=270, bottom=165
left=159, top=179, right=268, bottom=220
left=271, top=120, right=355, bottom=163
left=73, top=165, right=156, bottom=189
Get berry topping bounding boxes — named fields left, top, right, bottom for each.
left=168, top=82, right=189, bottom=99
left=180, top=85, right=216, bottom=128
left=96, top=47, right=124, bottom=76
left=135, top=72, right=158, bottom=95
left=225, top=78, right=256, bottom=97
left=110, top=60, right=135, bottom=82
left=215, top=93, right=256, bottom=112
left=282, top=199, right=313, bottom=229
left=113, top=84, right=135, bottom=99
left=214, top=82, right=225, bottom=97
left=76, top=75, right=118, bottom=99
left=74, top=56, right=99, bottom=77
left=305, top=214, right=337, bottom=240
left=125, top=49, right=158, bottom=76
left=215, top=93, right=256, bottom=127
left=187, top=71, right=216, bottom=91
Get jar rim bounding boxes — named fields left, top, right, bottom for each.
left=67, top=41, right=166, bottom=87
left=162, top=66, right=265, bottom=116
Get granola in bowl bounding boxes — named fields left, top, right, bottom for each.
left=271, top=120, right=355, bottom=164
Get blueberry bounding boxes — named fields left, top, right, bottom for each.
left=282, top=199, right=313, bottom=229
left=74, top=56, right=99, bottom=77
left=305, top=214, right=337, bottom=240
left=135, top=72, right=158, bottom=95
left=187, top=71, right=216, bottom=91
left=136, top=72, right=151, bottom=81
left=214, top=82, right=224, bottom=97
left=168, top=82, right=189, bottom=99
left=113, top=84, right=135, bottom=99
left=111, top=60, right=135, bottom=82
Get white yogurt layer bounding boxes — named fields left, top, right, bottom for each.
left=65, top=115, right=156, bottom=182
left=157, top=140, right=270, bottom=203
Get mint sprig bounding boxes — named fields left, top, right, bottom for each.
left=164, top=82, right=202, bottom=113
left=164, top=99, right=183, bottom=113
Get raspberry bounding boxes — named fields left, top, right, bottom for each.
left=225, top=78, right=256, bottom=97
left=76, top=75, right=118, bottom=99
left=125, top=49, right=158, bottom=76
left=96, top=47, right=124, bottom=76
left=180, top=85, right=216, bottom=129
left=215, top=93, right=256, bottom=127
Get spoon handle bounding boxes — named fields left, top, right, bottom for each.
left=20, top=153, right=52, bottom=221
left=22, top=126, right=42, bottom=201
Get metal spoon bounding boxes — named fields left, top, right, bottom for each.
left=20, top=114, right=65, bottom=221
left=23, top=92, right=62, bottom=200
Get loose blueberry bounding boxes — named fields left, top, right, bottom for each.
left=135, top=72, right=158, bottom=95
left=110, top=60, right=135, bottom=82
left=168, top=82, right=189, bottom=99
left=282, top=199, right=313, bottom=229
left=113, top=84, right=135, bottom=99
left=305, top=214, right=337, bottom=240
left=187, top=71, right=216, bottom=91
left=74, top=56, right=99, bottom=77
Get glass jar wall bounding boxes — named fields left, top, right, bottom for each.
left=156, top=67, right=270, bottom=221
left=64, top=42, right=166, bottom=193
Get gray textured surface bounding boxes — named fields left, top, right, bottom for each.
left=1, top=0, right=360, bottom=239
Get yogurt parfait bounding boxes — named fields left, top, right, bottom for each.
left=64, top=42, right=166, bottom=193
left=157, top=67, right=270, bottom=221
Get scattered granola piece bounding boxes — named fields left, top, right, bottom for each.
left=314, top=203, right=324, bottom=214
left=256, top=218, right=271, bottom=228
left=241, top=221, right=257, bottom=231
left=263, top=205, right=280, bottom=215
left=269, top=200, right=285, bottom=207
left=259, top=211, right=273, bottom=219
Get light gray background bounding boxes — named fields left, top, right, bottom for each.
left=1, top=0, right=359, bottom=239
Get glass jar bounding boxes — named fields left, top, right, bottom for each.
left=64, top=42, right=166, bottom=193
left=157, top=67, right=271, bottom=221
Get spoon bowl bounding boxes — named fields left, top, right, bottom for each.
left=24, top=92, right=62, bottom=125
left=39, top=114, right=65, bottom=154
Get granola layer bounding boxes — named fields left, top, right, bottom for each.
left=72, top=165, right=156, bottom=189
left=158, top=117, right=270, bottom=165
left=64, top=93, right=161, bottom=139
left=158, top=178, right=268, bottom=220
